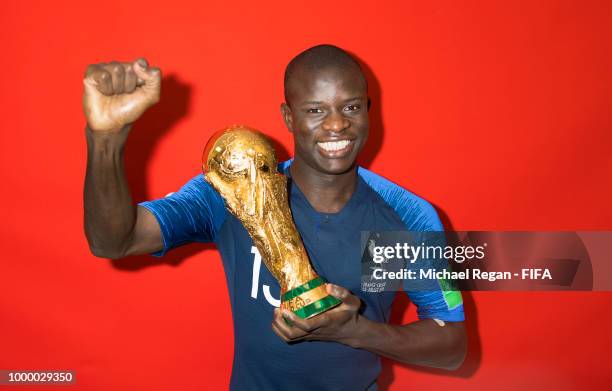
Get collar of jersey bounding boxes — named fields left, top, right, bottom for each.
left=278, top=159, right=367, bottom=222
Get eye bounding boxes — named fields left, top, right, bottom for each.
left=306, top=108, right=323, bottom=114
left=344, top=104, right=360, bottom=112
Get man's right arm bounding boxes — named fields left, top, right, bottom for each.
left=83, top=58, right=163, bottom=259
left=84, top=126, right=163, bottom=258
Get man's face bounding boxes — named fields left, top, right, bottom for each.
left=281, top=66, right=369, bottom=175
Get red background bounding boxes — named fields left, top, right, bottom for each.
left=1, top=0, right=611, bottom=389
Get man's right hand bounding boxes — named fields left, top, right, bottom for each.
left=83, top=58, right=161, bottom=133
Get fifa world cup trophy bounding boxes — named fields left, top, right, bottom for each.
left=202, top=125, right=342, bottom=319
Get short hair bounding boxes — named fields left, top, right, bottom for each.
left=283, top=44, right=366, bottom=104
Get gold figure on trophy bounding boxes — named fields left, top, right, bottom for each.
left=202, top=125, right=341, bottom=319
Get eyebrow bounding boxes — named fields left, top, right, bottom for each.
left=343, top=97, right=364, bottom=103
left=300, top=97, right=364, bottom=105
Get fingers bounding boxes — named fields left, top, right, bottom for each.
left=326, top=283, right=360, bottom=310
left=133, top=59, right=161, bottom=88
left=83, top=58, right=160, bottom=96
left=271, top=308, right=308, bottom=342
left=135, top=57, right=148, bottom=71
left=326, top=283, right=350, bottom=299
left=282, top=308, right=325, bottom=333
left=131, top=58, right=147, bottom=87
left=106, top=62, right=125, bottom=94
left=132, top=60, right=161, bottom=103
left=124, top=64, right=137, bottom=93
left=84, top=64, right=113, bottom=95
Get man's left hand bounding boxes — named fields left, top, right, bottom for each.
left=271, top=283, right=363, bottom=345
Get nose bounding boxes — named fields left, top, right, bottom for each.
left=322, top=110, right=350, bottom=133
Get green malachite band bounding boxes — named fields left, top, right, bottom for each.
left=282, top=276, right=327, bottom=302
left=443, top=290, right=463, bottom=310
left=437, top=269, right=463, bottom=310
left=292, top=295, right=342, bottom=319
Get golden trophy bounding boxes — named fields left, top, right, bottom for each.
left=202, top=125, right=342, bottom=319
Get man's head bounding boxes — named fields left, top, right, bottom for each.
left=281, top=44, right=369, bottom=175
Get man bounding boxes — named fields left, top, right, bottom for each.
left=83, top=44, right=466, bottom=390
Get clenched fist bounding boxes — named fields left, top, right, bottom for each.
left=83, top=58, right=161, bottom=133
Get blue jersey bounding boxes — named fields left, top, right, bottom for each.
left=139, top=161, right=464, bottom=391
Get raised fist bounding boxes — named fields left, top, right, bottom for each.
left=83, top=58, right=161, bottom=133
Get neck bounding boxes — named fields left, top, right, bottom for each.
left=289, top=157, right=358, bottom=213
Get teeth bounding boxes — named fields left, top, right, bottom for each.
left=317, top=140, right=351, bottom=152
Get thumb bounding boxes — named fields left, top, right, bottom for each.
left=326, top=283, right=350, bottom=299
left=82, top=77, right=103, bottom=117
left=133, top=59, right=162, bottom=94
left=83, top=76, right=100, bottom=97
left=326, top=283, right=360, bottom=310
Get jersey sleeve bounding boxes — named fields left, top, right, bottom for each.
left=358, top=167, right=465, bottom=322
left=403, top=231, right=465, bottom=322
left=138, top=174, right=227, bottom=256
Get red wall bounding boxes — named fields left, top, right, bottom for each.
left=1, top=1, right=611, bottom=389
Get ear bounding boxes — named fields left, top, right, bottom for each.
left=280, top=103, right=294, bottom=133
left=367, top=97, right=371, bottom=111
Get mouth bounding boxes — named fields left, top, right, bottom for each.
left=316, top=139, right=356, bottom=158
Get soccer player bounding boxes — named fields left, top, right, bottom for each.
left=83, top=44, right=466, bottom=390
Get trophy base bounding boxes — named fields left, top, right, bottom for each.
left=282, top=277, right=342, bottom=319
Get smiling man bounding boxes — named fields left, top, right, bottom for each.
left=83, top=44, right=466, bottom=391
